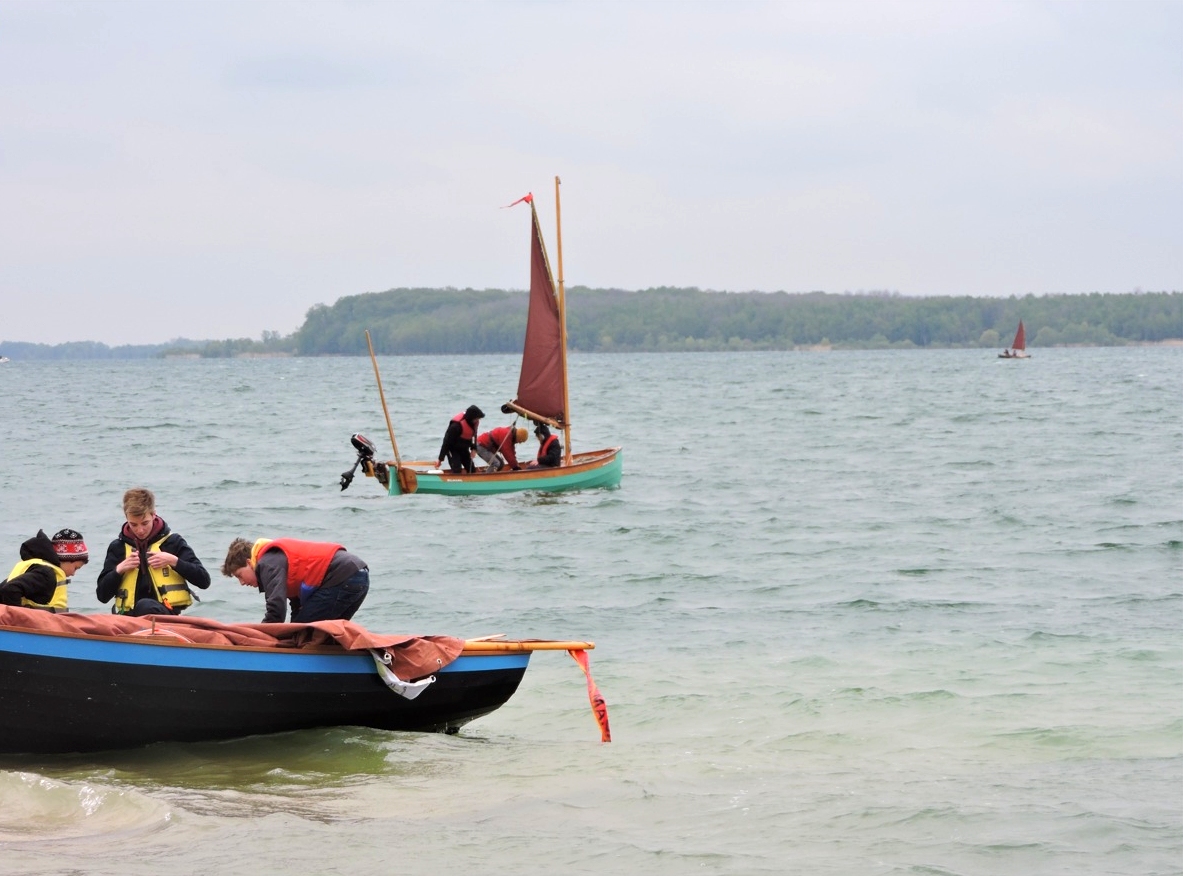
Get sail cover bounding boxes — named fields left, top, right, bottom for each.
left=513, top=203, right=564, bottom=422
left=1013, top=320, right=1026, bottom=350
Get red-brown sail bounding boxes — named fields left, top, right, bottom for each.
left=1012, top=320, right=1026, bottom=351
left=512, top=202, right=565, bottom=422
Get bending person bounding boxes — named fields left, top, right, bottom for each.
left=476, top=425, right=528, bottom=472
left=437, top=405, right=484, bottom=473
left=222, top=537, right=369, bottom=624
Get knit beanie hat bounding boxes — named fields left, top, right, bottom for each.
left=51, top=529, right=88, bottom=562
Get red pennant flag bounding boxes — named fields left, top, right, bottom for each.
left=568, top=649, right=611, bottom=742
left=503, top=192, right=533, bottom=208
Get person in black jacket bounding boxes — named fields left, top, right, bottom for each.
left=437, top=405, right=484, bottom=473
left=0, top=528, right=88, bottom=612
left=96, top=487, right=210, bottom=616
left=528, top=423, right=562, bottom=468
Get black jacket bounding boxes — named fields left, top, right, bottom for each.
left=438, top=417, right=478, bottom=462
left=0, top=530, right=62, bottom=607
left=96, top=517, right=210, bottom=607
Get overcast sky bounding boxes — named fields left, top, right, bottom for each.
left=2, top=1, right=1180, bottom=345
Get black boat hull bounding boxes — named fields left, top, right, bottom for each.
left=0, top=628, right=529, bottom=754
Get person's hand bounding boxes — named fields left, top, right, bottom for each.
left=116, top=553, right=140, bottom=573
left=146, top=550, right=177, bottom=569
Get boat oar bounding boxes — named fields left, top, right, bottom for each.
left=365, top=330, right=416, bottom=494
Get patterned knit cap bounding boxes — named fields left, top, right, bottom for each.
left=51, top=529, right=88, bottom=562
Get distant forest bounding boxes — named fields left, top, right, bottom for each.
left=2, top=289, right=1179, bottom=360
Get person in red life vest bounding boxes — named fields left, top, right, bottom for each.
left=437, top=405, right=484, bottom=473
left=475, top=425, right=528, bottom=472
left=96, top=488, right=209, bottom=616
left=221, top=537, right=369, bottom=624
left=0, top=528, right=88, bottom=612
left=527, top=422, right=562, bottom=468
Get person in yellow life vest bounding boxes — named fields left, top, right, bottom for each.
left=221, top=537, right=369, bottom=624
left=0, top=528, right=88, bottom=612
left=96, top=487, right=210, bottom=616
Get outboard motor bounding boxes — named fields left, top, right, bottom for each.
left=340, top=433, right=380, bottom=490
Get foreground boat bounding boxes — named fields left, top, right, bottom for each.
left=999, top=320, right=1031, bottom=358
left=0, top=605, right=606, bottom=754
left=341, top=177, right=622, bottom=496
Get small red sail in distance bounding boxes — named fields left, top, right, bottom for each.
left=1012, top=320, right=1026, bottom=351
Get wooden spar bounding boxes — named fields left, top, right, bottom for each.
left=502, top=400, right=560, bottom=429
left=365, top=330, right=402, bottom=468
left=462, top=639, right=595, bottom=653
left=554, top=176, right=573, bottom=465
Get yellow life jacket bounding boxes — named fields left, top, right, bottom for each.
left=4, top=558, right=68, bottom=612
left=115, top=537, right=193, bottom=614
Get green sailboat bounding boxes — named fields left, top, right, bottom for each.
left=343, top=178, right=622, bottom=496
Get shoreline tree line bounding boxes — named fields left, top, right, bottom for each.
left=2, top=289, right=1179, bottom=360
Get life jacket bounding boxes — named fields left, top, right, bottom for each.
left=114, top=537, right=194, bottom=614
left=4, top=558, right=68, bottom=612
left=250, top=538, right=344, bottom=599
left=478, top=426, right=510, bottom=450
left=537, top=434, right=559, bottom=462
left=451, top=412, right=477, bottom=441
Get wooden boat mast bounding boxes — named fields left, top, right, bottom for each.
left=366, top=330, right=402, bottom=468
left=554, top=176, right=573, bottom=465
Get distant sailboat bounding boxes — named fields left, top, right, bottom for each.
left=999, top=321, right=1030, bottom=359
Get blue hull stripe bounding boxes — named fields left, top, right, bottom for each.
left=0, top=630, right=529, bottom=674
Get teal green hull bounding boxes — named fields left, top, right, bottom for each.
left=388, top=448, right=622, bottom=496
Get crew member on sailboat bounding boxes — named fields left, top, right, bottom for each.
left=438, top=405, right=484, bottom=473
left=476, top=425, right=528, bottom=472
left=528, top=423, right=562, bottom=468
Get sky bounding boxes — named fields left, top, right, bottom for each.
left=1, top=1, right=1180, bottom=346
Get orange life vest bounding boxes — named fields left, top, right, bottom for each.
left=250, top=538, right=344, bottom=599
left=537, top=434, right=559, bottom=461
left=451, top=412, right=477, bottom=441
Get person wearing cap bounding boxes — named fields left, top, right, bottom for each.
left=527, top=422, right=562, bottom=468
left=96, top=487, right=210, bottom=616
left=475, top=425, right=529, bottom=472
left=0, top=528, right=88, bottom=612
left=437, top=405, right=485, bottom=473
left=221, top=537, right=369, bottom=624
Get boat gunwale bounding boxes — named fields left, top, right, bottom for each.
left=0, top=624, right=591, bottom=657
left=394, top=446, right=621, bottom=480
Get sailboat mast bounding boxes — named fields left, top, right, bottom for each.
left=554, top=175, right=573, bottom=465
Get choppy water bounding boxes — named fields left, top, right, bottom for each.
left=0, top=348, right=1179, bottom=875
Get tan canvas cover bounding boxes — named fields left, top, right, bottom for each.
left=0, top=605, right=464, bottom=680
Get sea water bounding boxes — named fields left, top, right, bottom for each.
left=0, top=348, right=1179, bottom=875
